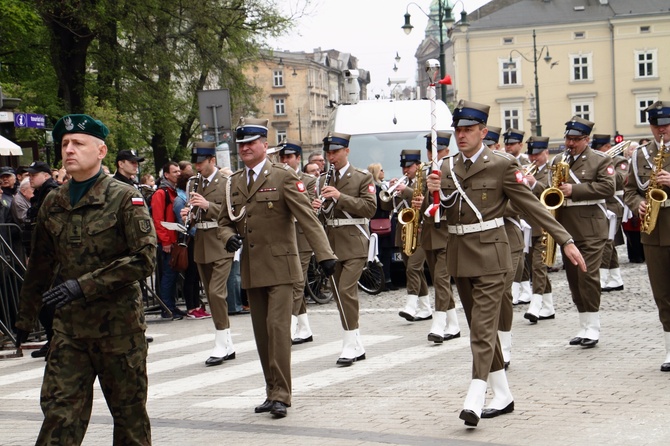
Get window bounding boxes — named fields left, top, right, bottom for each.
left=574, top=31, right=585, bottom=39
left=502, top=37, right=514, bottom=45
left=273, top=70, right=284, bottom=87
left=276, top=130, right=286, bottom=145
left=501, top=106, right=521, bottom=130
left=572, top=100, right=593, bottom=122
left=640, top=26, right=650, bottom=33
left=499, top=58, right=520, bottom=86
left=570, top=53, right=592, bottom=81
left=274, top=98, right=286, bottom=115
left=635, top=94, right=657, bottom=125
left=635, top=49, right=657, bottom=78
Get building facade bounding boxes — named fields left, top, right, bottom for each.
left=242, top=49, right=370, bottom=156
left=445, top=0, right=670, bottom=147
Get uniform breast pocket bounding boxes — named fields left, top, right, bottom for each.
left=442, top=179, right=457, bottom=195
left=471, top=179, right=497, bottom=208
left=86, top=214, right=120, bottom=255
left=44, top=216, right=65, bottom=238
left=255, top=191, right=280, bottom=213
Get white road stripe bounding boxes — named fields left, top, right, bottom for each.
left=195, top=338, right=468, bottom=409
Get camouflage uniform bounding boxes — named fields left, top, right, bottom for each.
left=16, top=172, right=156, bottom=445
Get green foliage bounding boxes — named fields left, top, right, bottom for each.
left=1, top=0, right=306, bottom=174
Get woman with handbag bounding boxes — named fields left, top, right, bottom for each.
left=368, top=163, right=397, bottom=291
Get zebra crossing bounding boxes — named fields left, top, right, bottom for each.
left=0, top=328, right=469, bottom=408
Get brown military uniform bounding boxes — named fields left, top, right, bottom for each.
left=189, top=169, right=235, bottom=330
left=439, top=147, right=574, bottom=381
left=293, top=171, right=318, bottom=317
left=219, top=160, right=334, bottom=405
left=624, top=140, right=670, bottom=330
left=319, top=164, right=377, bottom=330
left=600, top=154, right=629, bottom=287
left=550, top=148, right=615, bottom=313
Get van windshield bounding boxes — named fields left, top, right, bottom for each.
left=347, top=131, right=427, bottom=180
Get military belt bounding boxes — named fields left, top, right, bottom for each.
left=326, top=218, right=369, bottom=227
left=563, top=198, right=606, bottom=207
left=195, top=221, right=218, bottom=229
left=447, top=217, right=505, bottom=235
left=660, top=199, right=670, bottom=208
left=614, top=190, right=624, bottom=197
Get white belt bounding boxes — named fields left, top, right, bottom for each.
left=563, top=198, right=606, bottom=207
left=326, top=218, right=369, bottom=227
left=614, top=190, right=624, bottom=197
left=195, top=221, right=218, bottom=229
left=448, top=217, right=505, bottom=235
left=661, top=199, right=670, bottom=208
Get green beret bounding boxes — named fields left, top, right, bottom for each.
left=52, top=114, right=110, bottom=144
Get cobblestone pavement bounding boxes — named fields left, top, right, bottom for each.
left=1, top=246, right=668, bottom=446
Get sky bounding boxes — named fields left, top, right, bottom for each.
left=267, top=0, right=492, bottom=97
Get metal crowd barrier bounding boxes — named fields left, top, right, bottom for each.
left=0, top=223, right=29, bottom=358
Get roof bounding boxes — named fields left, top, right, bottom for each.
left=468, top=0, right=670, bottom=31
left=0, top=135, right=23, bottom=156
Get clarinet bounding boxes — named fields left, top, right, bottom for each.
left=184, top=173, right=202, bottom=232
left=316, top=164, right=335, bottom=217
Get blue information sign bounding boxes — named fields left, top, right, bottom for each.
left=14, top=113, right=45, bottom=129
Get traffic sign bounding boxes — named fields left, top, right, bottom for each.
left=14, top=113, right=45, bottom=129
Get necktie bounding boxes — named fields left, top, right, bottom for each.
left=247, top=170, right=255, bottom=192
left=335, top=170, right=341, bottom=185
left=202, top=179, right=209, bottom=192
left=464, top=159, right=473, bottom=172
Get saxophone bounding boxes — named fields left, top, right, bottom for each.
left=539, top=153, right=570, bottom=266
left=641, top=134, right=668, bottom=235
left=398, top=163, right=424, bottom=256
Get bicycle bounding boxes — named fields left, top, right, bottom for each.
left=358, top=256, right=385, bottom=295
left=305, top=255, right=333, bottom=304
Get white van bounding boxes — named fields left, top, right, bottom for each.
left=325, top=99, right=457, bottom=179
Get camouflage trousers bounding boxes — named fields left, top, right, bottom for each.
left=37, top=331, right=151, bottom=446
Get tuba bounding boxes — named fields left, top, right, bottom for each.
left=641, top=134, right=668, bottom=235
left=398, top=164, right=424, bottom=256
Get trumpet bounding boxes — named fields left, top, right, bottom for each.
left=316, top=164, right=335, bottom=216
left=380, top=175, right=409, bottom=202
left=522, top=161, right=538, bottom=176
left=605, top=140, right=632, bottom=158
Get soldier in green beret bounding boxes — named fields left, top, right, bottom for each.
left=15, top=114, right=156, bottom=445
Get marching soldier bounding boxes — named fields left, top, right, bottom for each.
left=312, top=132, right=377, bottom=365
left=218, top=118, right=336, bottom=417
left=503, top=128, right=532, bottom=305
left=416, top=132, right=461, bottom=343
left=523, top=137, right=557, bottom=323
left=426, top=100, right=586, bottom=427
left=550, top=116, right=615, bottom=348
left=277, top=138, right=318, bottom=344
left=624, top=100, right=670, bottom=372
left=482, top=125, right=502, bottom=151
left=15, top=114, right=156, bottom=444
left=592, top=134, right=628, bottom=292
left=182, top=142, right=236, bottom=366
left=388, top=150, right=432, bottom=322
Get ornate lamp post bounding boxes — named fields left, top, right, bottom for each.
left=402, top=0, right=469, bottom=102
left=509, top=29, right=552, bottom=136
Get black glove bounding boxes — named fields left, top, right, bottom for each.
left=15, top=328, right=30, bottom=347
left=42, top=279, right=84, bottom=309
left=225, top=234, right=243, bottom=253
left=319, top=259, right=337, bottom=277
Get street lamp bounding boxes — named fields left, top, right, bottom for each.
left=402, top=0, right=469, bottom=102
left=508, top=29, right=552, bottom=136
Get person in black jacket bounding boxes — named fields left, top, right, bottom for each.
left=24, top=161, right=60, bottom=358
left=113, top=150, right=145, bottom=187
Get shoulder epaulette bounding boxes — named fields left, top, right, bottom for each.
left=272, top=162, right=290, bottom=170
left=232, top=169, right=244, bottom=177
left=592, top=150, right=607, bottom=158
left=492, top=151, right=514, bottom=161
left=355, top=167, right=369, bottom=174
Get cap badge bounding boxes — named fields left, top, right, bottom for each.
left=64, top=117, right=74, bottom=131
